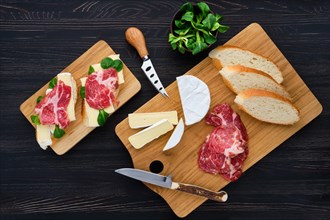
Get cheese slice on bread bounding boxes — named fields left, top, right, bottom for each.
left=234, top=89, right=299, bottom=125
left=220, top=65, right=291, bottom=100
left=209, top=45, right=283, bottom=84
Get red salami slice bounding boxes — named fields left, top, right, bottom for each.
left=85, top=68, right=118, bottom=110
left=198, top=104, right=248, bottom=181
left=35, top=80, right=71, bottom=129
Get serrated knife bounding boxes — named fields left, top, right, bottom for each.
left=125, top=27, right=169, bottom=97
left=115, top=168, right=228, bottom=202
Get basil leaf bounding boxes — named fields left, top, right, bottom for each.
left=203, top=32, right=217, bottom=45
left=54, top=125, right=65, bottom=138
left=80, top=86, right=85, bottom=99
left=49, top=78, right=57, bottom=89
left=31, top=115, right=41, bottom=125
left=37, top=96, right=44, bottom=104
left=197, top=2, right=210, bottom=17
left=101, top=57, right=113, bottom=69
left=88, top=66, right=95, bottom=75
left=180, top=2, right=193, bottom=12
left=218, top=24, right=230, bottom=33
left=97, top=109, right=109, bottom=126
left=112, top=59, right=123, bottom=72
left=202, top=14, right=217, bottom=31
left=181, top=11, right=194, bottom=22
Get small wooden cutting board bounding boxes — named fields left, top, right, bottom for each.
left=115, top=23, right=322, bottom=217
left=20, top=40, right=141, bottom=155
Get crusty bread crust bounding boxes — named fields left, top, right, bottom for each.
left=209, top=45, right=283, bottom=83
left=236, top=89, right=300, bottom=125
left=238, top=88, right=292, bottom=104
left=221, top=65, right=291, bottom=100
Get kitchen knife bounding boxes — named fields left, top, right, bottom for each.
left=125, top=27, right=169, bottom=97
left=115, top=168, right=228, bottom=202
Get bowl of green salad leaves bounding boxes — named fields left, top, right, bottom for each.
left=169, top=2, right=229, bottom=55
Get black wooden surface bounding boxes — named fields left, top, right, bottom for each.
left=1, top=1, right=329, bottom=219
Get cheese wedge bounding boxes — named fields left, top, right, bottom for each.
left=80, top=77, right=115, bottom=127
left=177, top=75, right=211, bottom=126
left=128, top=119, right=174, bottom=149
left=57, top=72, right=77, bottom=121
left=163, top=118, right=184, bottom=151
left=36, top=124, right=52, bottom=150
left=91, top=54, right=124, bottom=84
left=128, top=111, right=178, bottom=129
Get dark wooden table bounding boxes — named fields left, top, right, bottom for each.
left=1, top=1, right=329, bottom=219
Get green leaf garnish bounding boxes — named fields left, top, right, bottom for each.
left=54, top=125, right=65, bottom=138
left=80, top=86, right=85, bottom=99
left=88, top=66, right=95, bottom=75
left=97, top=109, right=109, bottom=126
left=169, top=2, right=229, bottom=55
left=49, top=78, right=57, bottom=89
left=37, top=96, right=44, bottom=104
left=112, top=59, right=123, bottom=72
left=101, top=57, right=114, bottom=69
left=31, top=115, right=41, bottom=125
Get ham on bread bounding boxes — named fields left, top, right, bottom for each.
left=32, top=72, right=77, bottom=150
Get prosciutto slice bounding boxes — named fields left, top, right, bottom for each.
left=35, top=80, right=71, bottom=129
left=198, top=104, right=248, bottom=181
left=85, top=68, right=118, bottom=110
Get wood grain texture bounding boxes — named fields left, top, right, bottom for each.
left=115, top=23, right=322, bottom=217
left=20, top=40, right=141, bottom=155
left=0, top=0, right=329, bottom=220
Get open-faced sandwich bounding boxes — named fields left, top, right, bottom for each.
left=80, top=54, right=124, bottom=127
left=30, top=72, right=77, bottom=150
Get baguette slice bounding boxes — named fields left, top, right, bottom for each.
left=209, top=45, right=283, bottom=84
left=220, top=65, right=291, bottom=100
left=234, top=89, right=299, bottom=125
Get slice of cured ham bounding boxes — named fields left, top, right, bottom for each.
left=198, top=104, right=248, bottom=181
left=85, top=68, right=118, bottom=110
left=35, top=80, right=71, bottom=129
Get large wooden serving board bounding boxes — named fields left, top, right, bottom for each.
left=115, top=23, right=322, bottom=217
left=20, top=40, right=141, bottom=155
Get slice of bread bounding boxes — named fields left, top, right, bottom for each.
left=220, top=65, right=291, bottom=100
left=234, top=89, right=299, bottom=125
left=209, top=45, right=283, bottom=84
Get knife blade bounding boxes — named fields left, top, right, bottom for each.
left=125, top=27, right=169, bottom=97
left=115, top=168, right=228, bottom=202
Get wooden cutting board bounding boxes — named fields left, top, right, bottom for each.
left=20, top=40, right=141, bottom=155
left=115, top=23, right=323, bottom=217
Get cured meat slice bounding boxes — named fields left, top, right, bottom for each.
left=198, top=104, right=248, bottom=181
left=35, top=80, right=71, bottom=129
left=85, top=68, right=118, bottom=110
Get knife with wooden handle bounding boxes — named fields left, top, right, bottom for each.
left=125, top=27, right=169, bottom=97
left=115, top=168, right=228, bottom=202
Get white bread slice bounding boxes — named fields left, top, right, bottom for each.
left=209, top=45, right=283, bottom=84
left=220, top=65, right=291, bottom=100
left=234, top=89, right=299, bottom=125
left=80, top=77, right=116, bottom=127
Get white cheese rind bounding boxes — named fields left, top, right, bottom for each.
left=36, top=124, right=52, bottom=150
left=128, top=119, right=174, bottom=149
left=177, top=75, right=211, bottom=126
left=91, top=54, right=124, bottom=84
left=163, top=118, right=185, bottom=151
left=57, top=72, right=76, bottom=121
left=80, top=77, right=114, bottom=127
left=128, top=111, right=178, bottom=129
